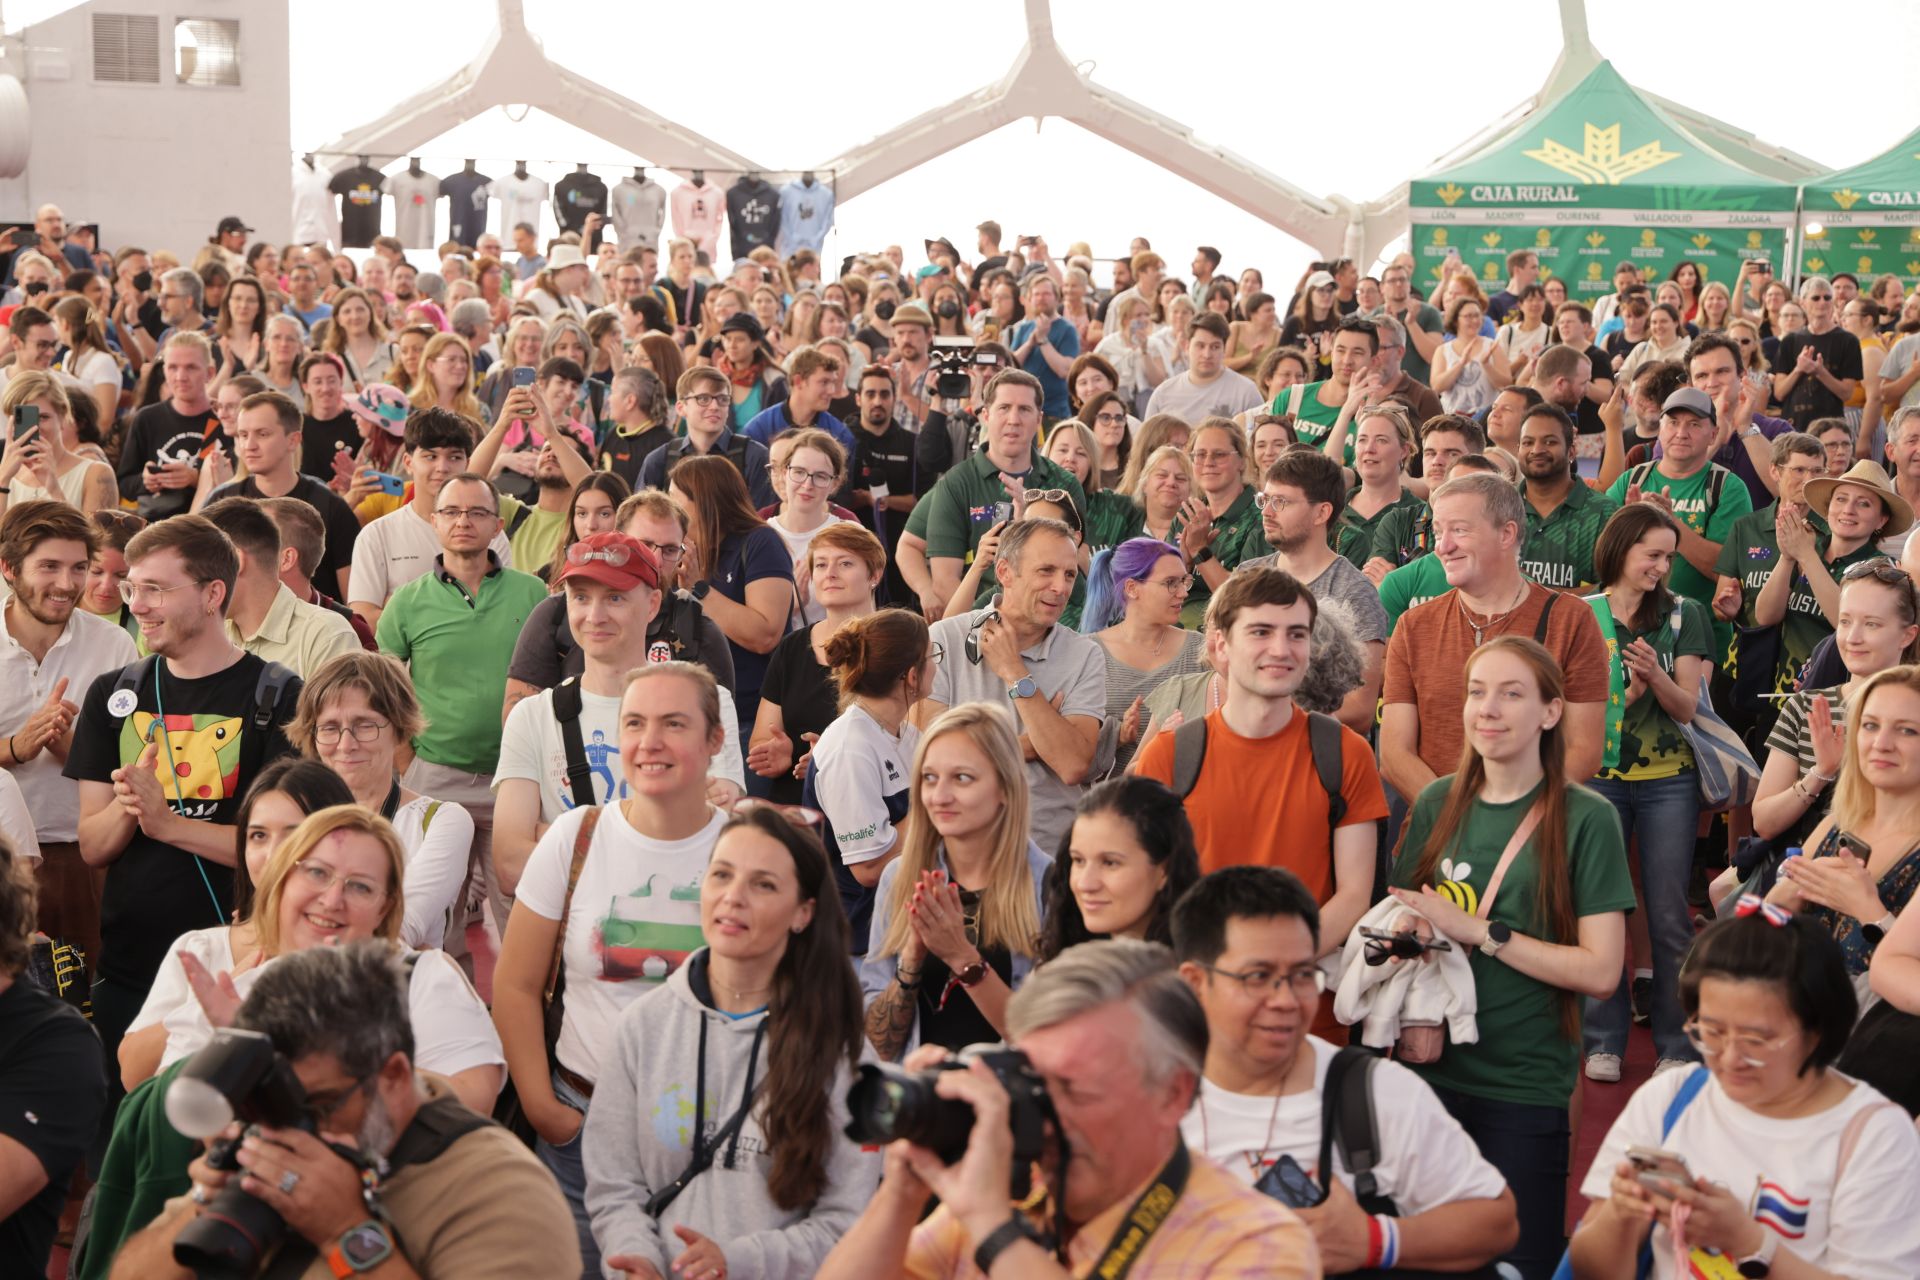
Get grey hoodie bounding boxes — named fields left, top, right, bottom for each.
left=582, top=950, right=881, bottom=1279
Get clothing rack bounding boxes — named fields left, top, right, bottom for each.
left=301, top=150, right=835, bottom=188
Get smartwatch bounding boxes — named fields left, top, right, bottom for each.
left=1479, top=921, right=1513, bottom=958
left=973, top=1216, right=1039, bottom=1274
left=690, top=580, right=712, bottom=601
left=1862, top=913, right=1897, bottom=947
left=1191, top=546, right=1216, bottom=566
left=1008, top=676, right=1038, bottom=700
left=1734, top=1227, right=1778, bottom=1277
left=328, top=1220, right=396, bottom=1276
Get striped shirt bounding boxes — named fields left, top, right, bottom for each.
left=902, top=1151, right=1319, bottom=1279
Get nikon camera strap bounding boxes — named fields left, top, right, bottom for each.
left=1083, top=1140, right=1190, bottom=1280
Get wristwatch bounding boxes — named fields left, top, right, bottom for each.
left=973, top=1215, right=1039, bottom=1273
left=1742, top=425, right=1763, bottom=438
left=328, top=1220, right=396, bottom=1276
left=690, top=580, right=712, bottom=601
left=954, top=958, right=989, bottom=987
left=1479, top=921, right=1513, bottom=958
left=1862, top=912, right=1897, bottom=947
left=1734, top=1227, right=1778, bottom=1277
left=1008, top=676, right=1038, bottom=700
left=1191, top=545, right=1216, bottom=566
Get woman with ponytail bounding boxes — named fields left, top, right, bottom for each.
left=804, top=608, right=934, bottom=950
left=1086, top=537, right=1208, bottom=774
left=1385, top=636, right=1633, bottom=1280
left=584, top=805, right=879, bottom=1280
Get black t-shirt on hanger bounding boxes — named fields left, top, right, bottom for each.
left=328, top=164, right=387, bottom=249
left=554, top=171, right=609, bottom=234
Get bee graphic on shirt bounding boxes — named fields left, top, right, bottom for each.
left=1434, top=857, right=1479, bottom=915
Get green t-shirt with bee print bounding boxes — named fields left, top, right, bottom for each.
left=1391, top=779, right=1634, bottom=1108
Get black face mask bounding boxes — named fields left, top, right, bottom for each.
left=936, top=301, right=960, bottom=319
left=875, top=300, right=896, bottom=321
left=22, top=281, right=47, bottom=297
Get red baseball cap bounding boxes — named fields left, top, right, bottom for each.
left=552, top=532, right=660, bottom=592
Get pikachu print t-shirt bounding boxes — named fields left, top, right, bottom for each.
left=64, top=654, right=300, bottom=989
left=1391, top=779, right=1633, bottom=1108
left=515, top=801, right=725, bottom=1084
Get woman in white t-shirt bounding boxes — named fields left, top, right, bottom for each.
left=765, top=427, right=852, bottom=625
left=1568, top=909, right=1920, bottom=1280
left=121, top=804, right=503, bottom=1111
left=804, top=609, right=933, bottom=954
left=53, top=295, right=122, bottom=431
left=494, top=662, right=730, bottom=1278
left=286, top=651, right=474, bottom=950
left=0, top=372, right=117, bottom=516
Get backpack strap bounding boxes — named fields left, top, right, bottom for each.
left=1306, top=711, right=1347, bottom=828
left=420, top=800, right=441, bottom=834
left=1628, top=462, right=1654, bottom=492
left=250, top=660, right=297, bottom=732
left=111, top=655, right=161, bottom=712
left=1532, top=587, right=1557, bottom=644
left=551, top=676, right=599, bottom=810
left=1659, top=1066, right=1711, bottom=1139
left=1318, top=1046, right=1398, bottom=1215
left=1834, top=1099, right=1901, bottom=1185
left=505, top=500, right=532, bottom=540
left=1169, top=715, right=1209, bottom=800
left=727, top=432, right=753, bottom=473
left=545, top=807, right=600, bottom=1005
left=1706, top=466, right=1727, bottom=516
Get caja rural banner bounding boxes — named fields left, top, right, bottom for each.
left=1410, top=215, right=1791, bottom=299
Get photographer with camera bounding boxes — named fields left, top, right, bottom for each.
left=109, top=940, right=579, bottom=1280
left=821, top=938, right=1318, bottom=1279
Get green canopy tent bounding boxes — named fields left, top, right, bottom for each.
left=1799, top=124, right=1920, bottom=287
left=1408, top=61, right=1795, bottom=310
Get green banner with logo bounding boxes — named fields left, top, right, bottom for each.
left=1795, top=217, right=1920, bottom=286
left=1410, top=220, right=1789, bottom=301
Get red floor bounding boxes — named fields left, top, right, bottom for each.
left=1569, top=1022, right=1657, bottom=1231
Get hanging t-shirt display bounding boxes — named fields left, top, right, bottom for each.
left=726, top=176, right=781, bottom=261
left=385, top=169, right=441, bottom=249
left=776, top=178, right=835, bottom=255
left=670, top=180, right=724, bottom=261
left=291, top=162, right=340, bottom=247
left=609, top=176, right=666, bottom=250
left=488, top=172, right=550, bottom=237
left=439, top=168, right=492, bottom=248
left=553, top=169, right=609, bottom=235
left=328, top=163, right=387, bottom=249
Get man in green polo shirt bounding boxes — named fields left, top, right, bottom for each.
left=921, top=369, right=1085, bottom=611
left=377, top=472, right=548, bottom=928
left=1362, top=414, right=1483, bottom=583
left=1605, top=387, right=1752, bottom=654
left=1518, top=404, right=1617, bottom=592
left=1272, top=315, right=1379, bottom=466
left=1714, top=440, right=1904, bottom=697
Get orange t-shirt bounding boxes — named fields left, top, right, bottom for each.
left=1382, top=581, right=1611, bottom=780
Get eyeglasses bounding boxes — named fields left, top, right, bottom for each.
left=1254, top=492, right=1302, bottom=512
left=1145, top=574, right=1191, bottom=594
left=930, top=641, right=946, bottom=666
left=301, top=1075, right=375, bottom=1129
left=1022, top=488, right=1070, bottom=505
left=683, top=392, right=729, bottom=409
left=290, top=858, right=387, bottom=908
left=566, top=541, right=635, bottom=568
left=433, top=506, right=498, bottom=523
left=1093, top=411, right=1128, bottom=426
left=119, top=578, right=206, bottom=606
left=314, top=719, right=389, bottom=745
left=1198, top=962, right=1326, bottom=1000
left=1806, top=293, right=1834, bottom=301
left=638, top=539, right=683, bottom=564
left=786, top=464, right=837, bottom=489
left=1682, top=1019, right=1795, bottom=1068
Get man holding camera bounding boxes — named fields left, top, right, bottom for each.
left=820, top=939, right=1317, bottom=1279
left=110, top=942, right=578, bottom=1279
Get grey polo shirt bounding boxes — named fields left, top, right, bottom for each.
left=927, top=607, right=1106, bottom=854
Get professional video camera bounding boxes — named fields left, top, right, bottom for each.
left=165, top=1028, right=337, bottom=1277
left=844, top=1043, right=1054, bottom=1195
left=928, top=336, right=986, bottom=404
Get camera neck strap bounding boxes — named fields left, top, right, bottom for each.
left=643, top=1005, right=769, bottom=1220
left=1082, top=1139, right=1191, bottom=1280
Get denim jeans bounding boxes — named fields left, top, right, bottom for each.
left=1584, top=772, right=1701, bottom=1062
left=536, top=1068, right=598, bottom=1280
left=1429, top=1084, right=1569, bottom=1280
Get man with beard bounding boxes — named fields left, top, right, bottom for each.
left=0, top=501, right=137, bottom=965
left=847, top=365, right=918, bottom=607
left=887, top=301, right=934, bottom=430
left=1517, top=404, right=1617, bottom=592
left=109, top=942, right=579, bottom=1279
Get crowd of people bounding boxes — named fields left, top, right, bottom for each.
left=4, top=203, right=1920, bottom=1280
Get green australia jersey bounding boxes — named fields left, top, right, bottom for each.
left=1392, top=780, right=1634, bottom=1108
left=1604, top=461, right=1751, bottom=653
left=1273, top=380, right=1354, bottom=465
left=1713, top=504, right=1880, bottom=697
left=919, top=450, right=1086, bottom=567
left=1180, top=484, right=1268, bottom=629
left=1084, top=489, right=1145, bottom=554
left=1596, top=595, right=1714, bottom=782
left=1521, top=480, right=1619, bottom=593
left=1380, top=554, right=1452, bottom=634
left=1344, top=489, right=1425, bottom=570
left=1367, top=497, right=1434, bottom=570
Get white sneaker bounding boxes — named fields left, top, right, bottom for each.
left=1653, top=1058, right=1695, bottom=1077
left=1585, top=1053, right=1623, bottom=1083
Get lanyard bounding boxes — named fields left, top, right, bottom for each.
left=379, top=778, right=402, bottom=821
left=691, top=1007, right=768, bottom=1173
left=1084, top=1140, right=1190, bottom=1280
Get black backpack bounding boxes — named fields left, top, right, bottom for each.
left=1319, top=1045, right=1397, bottom=1216
left=111, top=655, right=297, bottom=735
left=550, top=675, right=599, bottom=809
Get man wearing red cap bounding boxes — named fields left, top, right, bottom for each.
left=493, top=531, right=744, bottom=897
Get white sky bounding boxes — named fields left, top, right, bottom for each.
left=22, top=0, right=1920, bottom=282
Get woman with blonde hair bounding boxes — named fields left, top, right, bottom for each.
left=1695, top=279, right=1734, bottom=333
left=1116, top=412, right=1192, bottom=495
left=0, top=372, right=115, bottom=514
left=320, top=285, right=397, bottom=388
left=409, top=331, right=486, bottom=422
left=859, top=702, right=1051, bottom=1059
left=1045, top=415, right=1142, bottom=553
left=477, top=314, right=550, bottom=415
left=1130, top=442, right=1196, bottom=547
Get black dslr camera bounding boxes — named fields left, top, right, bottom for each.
left=928, top=336, right=977, bottom=403
left=165, top=1028, right=330, bottom=1277
left=844, top=1044, right=1054, bottom=1195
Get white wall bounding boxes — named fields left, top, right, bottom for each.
left=0, top=0, right=288, bottom=256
